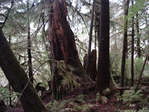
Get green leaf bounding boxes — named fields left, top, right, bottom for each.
left=128, top=0, right=146, bottom=18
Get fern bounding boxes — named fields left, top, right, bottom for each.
left=121, top=90, right=144, bottom=104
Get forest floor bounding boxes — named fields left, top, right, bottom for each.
left=4, top=84, right=149, bottom=112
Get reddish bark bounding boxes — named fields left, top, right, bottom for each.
left=49, top=0, right=82, bottom=69
left=48, top=0, right=87, bottom=99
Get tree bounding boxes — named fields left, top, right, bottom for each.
left=96, top=0, right=110, bottom=93
left=48, top=0, right=85, bottom=76
left=136, top=12, right=141, bottom=58
left=0, top=29, right=47, bottom=112
left=131, top=0, right=134, bottom=86
left=86, top=0, right=95, bottom=72
left=84, top=49, right=97, bottom=81
left=84, top=0, right=97, bottom=81
left=27, top=0, right=33, bottom=83
left=120, top=0, right=130, bottom=94
left=48, top=0, right=86, bottom=99
left=95, top=0, right=101, bottom=48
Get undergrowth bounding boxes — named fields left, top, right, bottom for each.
left=0, top=87, right=19, bottom=105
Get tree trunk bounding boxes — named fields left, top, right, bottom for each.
left=48, top=0, right=84, bottom=76
left=0, top=29, right=47, bottom=112
left=136, top=12, right=141, bottom=58
left=120, top=0, right=129, bottom=95
left=131, top=0, right=134, bottom=87
left=86, top=0, right=95, bottom=72
left=84, top=49, right=97, bottom=81
left=27, top=1, right=33, bottom=83
left=48, top=0, right=87, bottom=100
left=8, top=35, right=13, bottom=106
left=94, top=0, right=101, bottom=48
left=96, top=0, right=110, bottom=93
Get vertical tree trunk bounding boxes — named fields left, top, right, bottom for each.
left=95, top=0, right=101, bottom=47
left=97, top=0, right=110, bottom=93
left=120, top=0, right=129, bottom=94
left=48, top=0, right=84, bottom=76
left=86, top=0, right=95, bottom=72
left=131, top=0, right=134, bottom=87
left=8, top=35, right=12, bottom=106
left=84, top=49, right=97, bottom=81
left=27, top=1, right=33, bottom=83
left=0, top=29, right=47, bottom=112
left=136, top=12, right=141, bottom=58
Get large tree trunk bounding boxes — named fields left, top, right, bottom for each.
left=49, top=0, right=84, bottom=75
left=120, top=0, right=129, bottom=94
left=0, top=29, right=47, bottom=112
left=96, top=0, right=110, bottom=93
left=48, top=0, right=86, bottom=100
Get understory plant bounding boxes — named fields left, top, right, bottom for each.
left=46, top=94, right=93, bottom=112
left=0, top=87, right=19, bottom=105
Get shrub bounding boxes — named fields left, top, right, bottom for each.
left=0, top=87, right=19, bottom=105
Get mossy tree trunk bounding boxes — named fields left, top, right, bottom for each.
left=48, top=0, right=86, bottom=99
left=0, top=29, right=47, bottom=112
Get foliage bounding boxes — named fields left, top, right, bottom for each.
left=111, top=55, right=148, bottom=83
left=120, top=89, right=145, bottom=105
left=52, top=60, right=81, bottom=92
left=122, top=108, right=149, bottom=112
left=46, top=99, right=72, bottom=112
left=0, top=0, right=148, bottom=111
left=134, top=58, right=144, bottom=78
left=110, top=52, right=121, bottom=77
left=0, top=87, right=19, bottom=105
left=46, top=94, right=93, bottom=112
left=128, top=0, right=146, bottom=18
